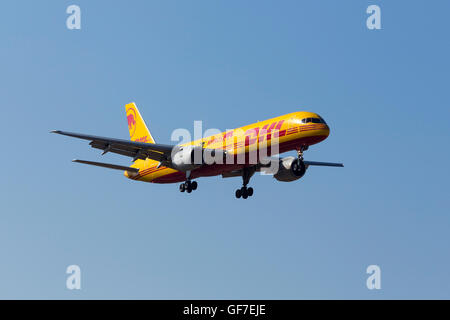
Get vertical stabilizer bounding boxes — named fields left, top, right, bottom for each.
left=125, top=102, right=156, bottom=143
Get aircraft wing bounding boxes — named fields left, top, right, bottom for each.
left=256, top=157, right=344, bottom=170
left=51, top=130, right=175, bottom=162
left=303, top=161, right=344, bottom=167
left=222, top=158, right=344, bottom=178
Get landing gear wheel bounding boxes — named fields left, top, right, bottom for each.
left=187, top=181, right=193, bottom=193
left=235, top=186, right=253, bottom=199
left=234, top=167, right=256, bottom=199
left=182, top=180, right=193, bottom=193
left=241, top=187, right=248, bottom=199
left=191, top=181, right=197, bottom=190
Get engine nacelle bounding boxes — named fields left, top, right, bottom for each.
left=171, top=146, right=204, bottom=171
left=171, top=146, right=228, bottom=171
left=274, top=156, right=307, bottom=182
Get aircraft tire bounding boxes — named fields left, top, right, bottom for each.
left=242, top=187, right=248, bottom=199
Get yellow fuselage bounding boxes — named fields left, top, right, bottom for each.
left=126, top=111, right=330, bottom=183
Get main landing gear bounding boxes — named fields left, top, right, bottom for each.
left=235, top=186, right=253, bottom=199
left=179, top=180, right=198, bottom=193
left=179, top=171, right=198, bottom=194
left=235, top=167, right=255, bottom=200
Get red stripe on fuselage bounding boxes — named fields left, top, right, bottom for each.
left=147, top=133, right=328, bottom=184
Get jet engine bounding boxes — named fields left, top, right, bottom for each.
left=274, top=156, right=307, bottom=182
left=171, top=145, right=227, bottom=171
left=171, top=146, right=203, bottom=171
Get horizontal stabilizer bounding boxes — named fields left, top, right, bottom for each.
left=72, top=159, right=139, bottom=172
left=304, top=161, right=344, bottom=167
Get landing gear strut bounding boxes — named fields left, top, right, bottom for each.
left=235, top=167, right=255, bottom=199
left=296, top=145, right=309, bottom=160
left=292, top=145, right=308, bottom=177
left=179, top=180, right=198, bottom=193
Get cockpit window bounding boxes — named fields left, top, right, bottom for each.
left=301, top=117, right=325, bottom=124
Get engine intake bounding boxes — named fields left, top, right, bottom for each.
left=171, top=146, right=203, bottom=171
left=274, top=156, right=307, bottom=182
left=171, top=146, right=227, bottom=171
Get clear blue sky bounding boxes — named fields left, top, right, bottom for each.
left=0, top=0, right=449, bottom=299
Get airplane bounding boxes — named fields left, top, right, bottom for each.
left=52, top=102, right=343, bottom=199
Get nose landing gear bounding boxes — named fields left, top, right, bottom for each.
left=296, top=145, right=308, bottom=161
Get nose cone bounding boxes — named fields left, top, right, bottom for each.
left=312, top=124, right=329, bottom=145
left=314, top=113, right=329, bottom=138
left=324, top=124, right=330, bottom=137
